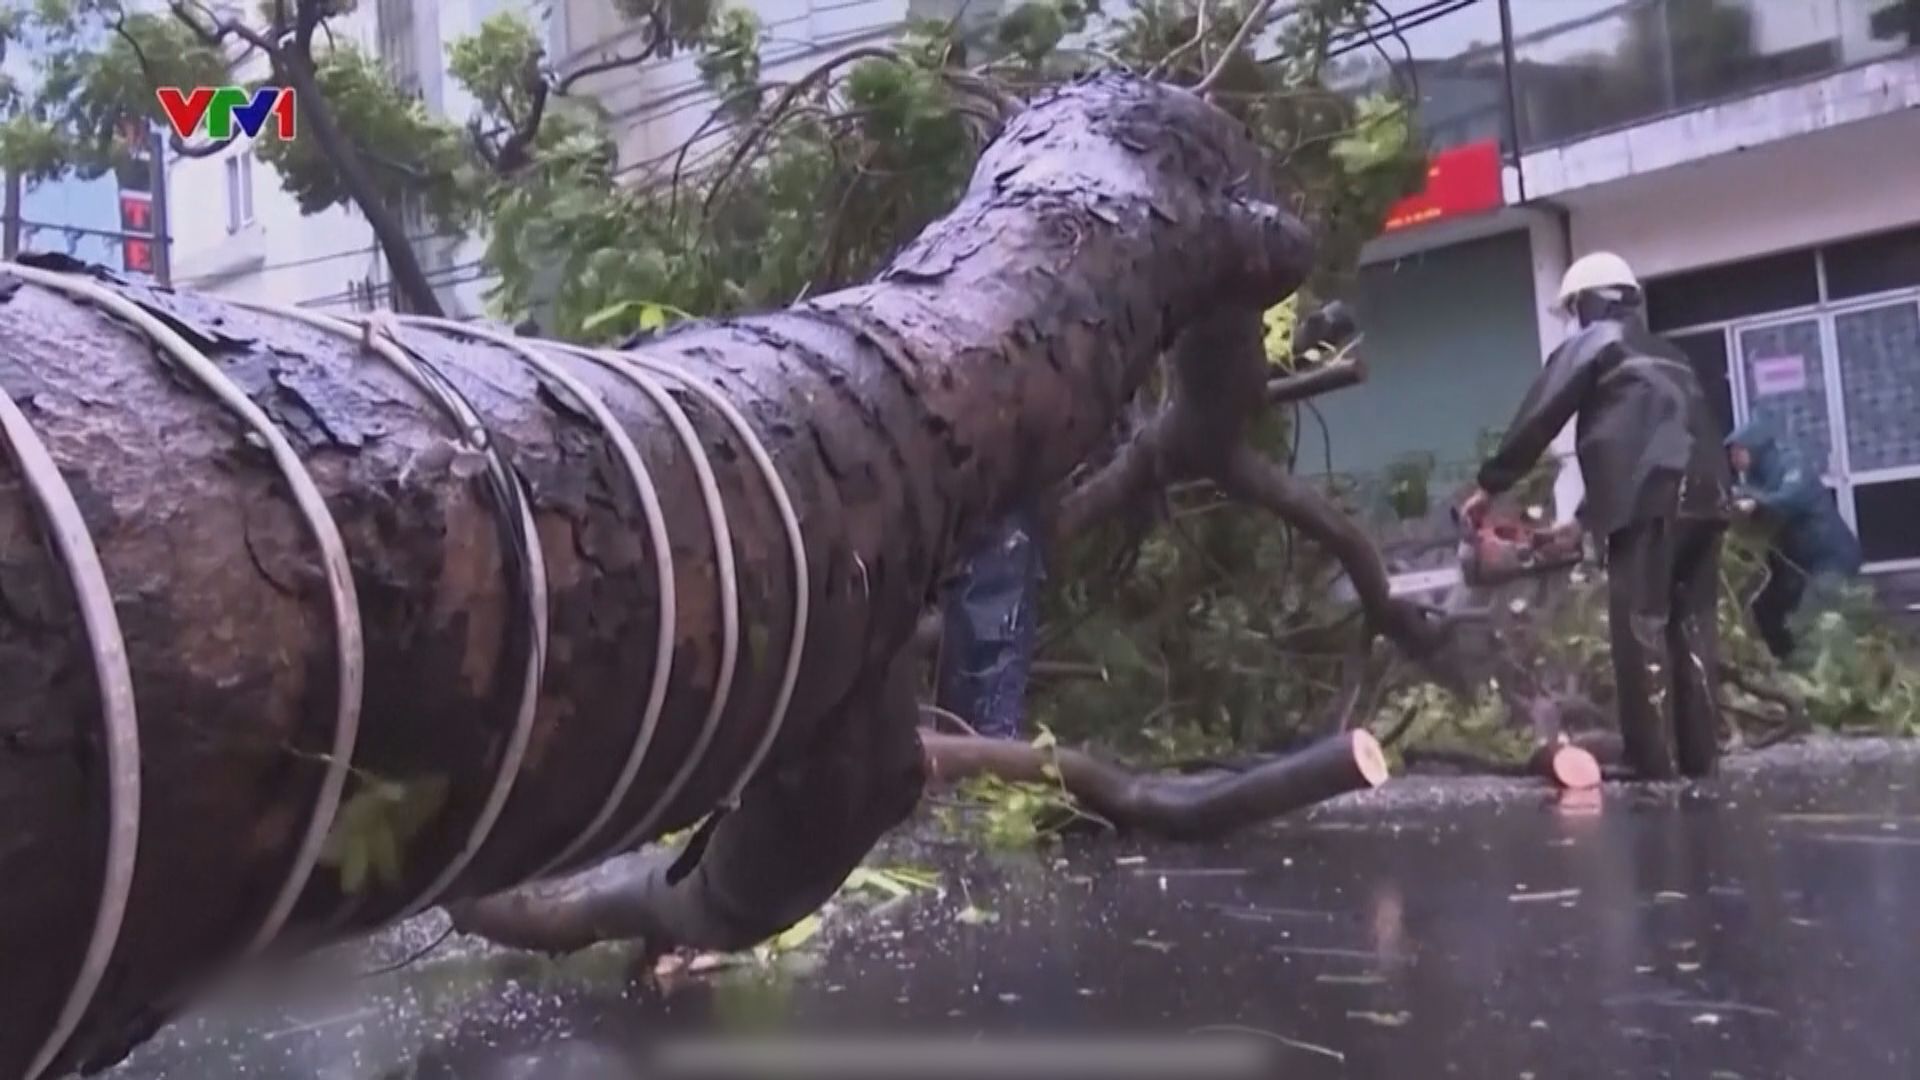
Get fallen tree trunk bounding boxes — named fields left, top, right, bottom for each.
left=0, top=74, right=1311, bottom=1079
left=920, top=729, right=1389, bottom=840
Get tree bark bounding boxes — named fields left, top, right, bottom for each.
left=0, top=74, right=1311, bottom=1079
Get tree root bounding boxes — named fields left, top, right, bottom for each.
left=920, top=729, right=1389, bottom=841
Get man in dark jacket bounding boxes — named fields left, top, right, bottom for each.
left=1461, top=252, right=1733, bottom=780
left=1725, top=417, right=1863, bottom=660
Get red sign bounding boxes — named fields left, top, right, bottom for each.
left=119, top=192, right=153, bottom=234
left=123, top=239, right=153, bottom=273
left=1381, top=139, right=1504, bottom=233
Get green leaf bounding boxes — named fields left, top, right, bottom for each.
left=580, top=298, right=690, bottom=336
left=844, top=865, right=938, bottom=900
left=365, top=818, right=402, bottom=889
left=770, top=913, right=822, bottom=952
left=318, top=772, right=450, bottom=894
left=1261, top=296, right=1299, bottom=367
left=338, top=836, right=370, bottom=896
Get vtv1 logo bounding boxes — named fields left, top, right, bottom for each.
left=155, top=87, right=296, bottom=141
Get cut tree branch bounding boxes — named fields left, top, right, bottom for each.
left=554, top=35, right=669, bottom=95
left=1149, top=0, right=1212, bottom=79
left=1267, top=353, right=1365, bottom=404
left=1196, top=0, right=1290, bottom=95
left=929, top=729, right=1389, bottom=841
left=1222, top=445, right=1450, bottom=664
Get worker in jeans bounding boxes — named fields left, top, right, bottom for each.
left=1724, top=418, right=1863, bottom=661
left=1461, top=252, right=1733, bottom=780
left=935, top=508, right=1045, bottom=740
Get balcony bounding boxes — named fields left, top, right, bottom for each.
left=1510, top=0, right=1914, bottom=148
left=1329, top=0, right=1918, bottom=157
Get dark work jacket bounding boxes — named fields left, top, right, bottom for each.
left=1479, top=314, right=1732, bottom=537
left=1726, top=417, right=1863, bottom=577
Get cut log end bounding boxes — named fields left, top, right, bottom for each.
left=1350, top=729, right=1390, bottom=788
left=1536, top=743, right=1601, bottom=791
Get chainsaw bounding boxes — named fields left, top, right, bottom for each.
left=1385, top=509, right=1586, bottom=599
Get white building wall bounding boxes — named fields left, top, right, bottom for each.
left=167, top=15, right=379, bottom=311
left=167, top=0, right=531, bottom=314
left=1565, top=105, right=1920, bottom=281
left=554, top=0, right=915, bottom=179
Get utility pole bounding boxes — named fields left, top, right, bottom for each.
left=148, top=128, right=173, bottom=287
left=3, top=168, right=21, bottom=259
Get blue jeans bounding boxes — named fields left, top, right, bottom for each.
left=935, top=509, right=1046, bottom=740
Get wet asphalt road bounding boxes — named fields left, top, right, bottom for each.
left=106, top=738, right=1920, bottom=1080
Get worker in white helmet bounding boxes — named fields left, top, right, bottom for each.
left=1460, top=252, right=1733, bottom=780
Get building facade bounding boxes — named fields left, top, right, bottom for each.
left=165, top=0, right=516, bottom=314
left=1328, top=0, right=1920, bottom=581
left=550, top=0, right=997, bottom=183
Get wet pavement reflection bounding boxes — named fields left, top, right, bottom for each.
left=108, top=739, right=1920, bottom=1079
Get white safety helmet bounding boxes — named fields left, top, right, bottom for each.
left=1555, top=251, right=1639, bottom=312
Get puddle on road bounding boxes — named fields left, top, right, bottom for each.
left=107, top=741, right=1920, bottom=1080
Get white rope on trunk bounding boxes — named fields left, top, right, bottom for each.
left=536, top=340, right=741, bottom=867
left=0, top=380, right=142, bottom=1080
left=395, top=316, right=680, bottom=883
left=590, top=347, right=810, bottom=817
left=223, top=302, right=550, bottom=920
left=1, top=264, right=367, bottom=966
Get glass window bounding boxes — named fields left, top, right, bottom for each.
left=1508, top=0, right=1664, bottom=147
left=1646, top=249, right=1819, bottom=332
left=224, top=152, right=254, bottom=233
left=1833, top=301, right=1920, bottom=473
left=1854, top=478, right=1920, bottom=563
left=1324, top=0, right=1514, bottom=154
left=1508, top=0, right=1909, bottom=150
left=1667, top=328, right=1734, bottom=436
left=1824, top=224, right=1920, bottom=301
left=1737, top=318, right=1834, bottom=473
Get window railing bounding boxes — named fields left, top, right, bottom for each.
left=1329, top=0, right=1918, bottom=159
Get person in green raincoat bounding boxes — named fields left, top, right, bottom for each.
left=1724, top=417, right=1863, bottom=661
